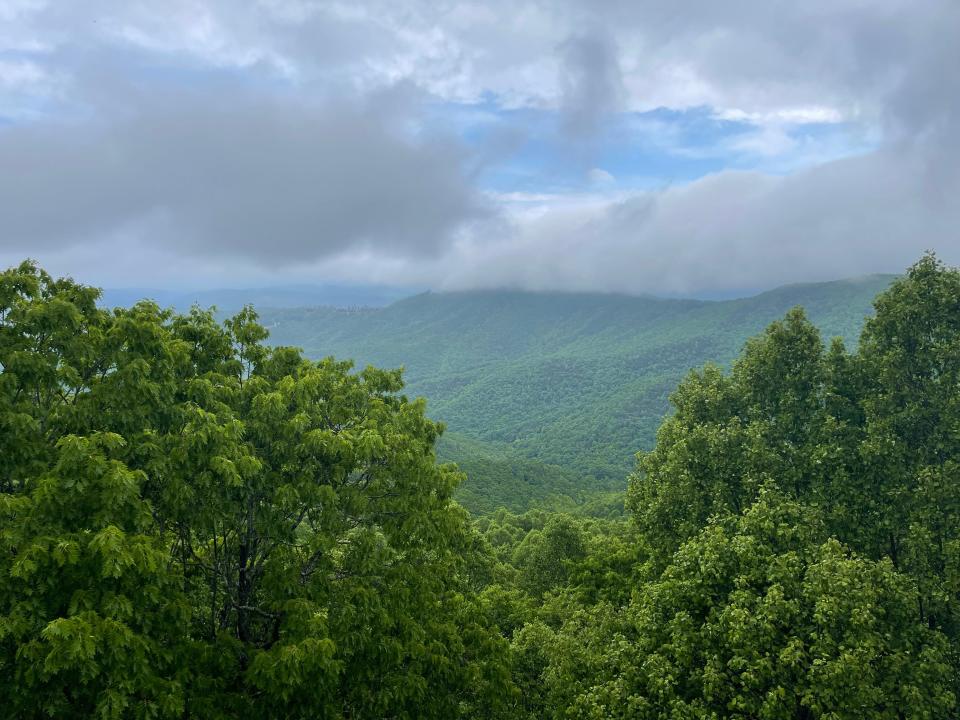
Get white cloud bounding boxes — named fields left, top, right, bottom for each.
left=727, top=125, right=797, bottom=158
left=0, top=59, right=45, bottom=88
left=2, top=0, right=934, bottom=124
left=587, top=168, right=616, bottom=186
left=434, top=142, right=960, bottom=295
left=1, top=0, right=959, bottom=294
left=716, top=106, right=845, bottom=124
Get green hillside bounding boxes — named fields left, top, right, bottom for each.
left=258, top=275, right=895, bottom=511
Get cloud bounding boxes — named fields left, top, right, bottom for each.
left=0, top=0, right=959, bottom=294
left=365, top=139, right=954, bottom=297
left=587, top=168, right=616, bottom=186
left=0, top=87, right=487, bottom=265
left=0, top=0, right=897, bottom=120
left=558, top=30, right=623, bottom=138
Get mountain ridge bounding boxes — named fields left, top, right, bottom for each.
left=253, top=273, right=897, bottom=512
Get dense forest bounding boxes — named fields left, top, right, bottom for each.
left=1, top=255, right=959, bottom=718
left=256, top=276, right=893, bottom=512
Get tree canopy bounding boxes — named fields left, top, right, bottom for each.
left=0, top=260, right=512, bottom=719
left=2, top=254, right=959, bottom=718
left=479, top=254, right=960, bottom=718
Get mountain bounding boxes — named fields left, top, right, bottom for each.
left=100, top=283, right=417, bottom=312
left=251, top=275, right=895, bottom=512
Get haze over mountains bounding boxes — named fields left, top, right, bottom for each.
left=100, top=283, right=417, bottom=312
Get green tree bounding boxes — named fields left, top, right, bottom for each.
left=627, top=307, right=830, bottom=559
left=0, top=434, right=189, bottom=719
left=557, top=255, right=960, bottom=718
left=628, top=256, right=960, bottom=591
left=0, top=261, right=512, bottom=718
left=545, top=489, right=955, bottom=719
left=857, top=252, right=960, bottom=637
left=512, top=514, right=586, bottom=597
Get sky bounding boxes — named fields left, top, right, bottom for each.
left=1, top=0, right=958, bottom=296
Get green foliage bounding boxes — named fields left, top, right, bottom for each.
left=436, top=432, right=617, bottom=515
left=545, top=490, right=954, bottom=719
left=0, top=261, right=512, bottom=718
left=4, top=256, right=959, bottom=719
left=470, top=255, right=960, bottom=718
left=627, top=255, right=960, bottom=635
left=627, top=307, right=834, bottom=558
left=511, top=515, right=585, bottom=597
left=258, top=275, right=892, bottom=512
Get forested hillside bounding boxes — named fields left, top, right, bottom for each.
left=100, top=283, right=415, bottom=314
left=2, top=256, right=957, bottom=718
left=259, top=276, right=893, bottom=511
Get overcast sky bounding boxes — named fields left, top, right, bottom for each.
left=1, top=0, right=958, bottom=295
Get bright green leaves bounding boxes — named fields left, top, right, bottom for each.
left=628, top=308, right=832, bottom=559
left=0, top=262, right=112, bottom=495
left=87, top=525, right=164, bottom=580
left=225, top=305, right=269, bottom=381
left=0, top=261, right=513, bottom=719
left=0, top=432, right=186, bottom=719
left=629, top=257, right=960, bottom=585
left=853, top=254, right=960, bottom=637
left=802, top=544, right=929, bottom=716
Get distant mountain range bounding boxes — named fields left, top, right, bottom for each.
left=245, top=274, right=896, bottom=513
left=100, top=283, right=418, bottom=312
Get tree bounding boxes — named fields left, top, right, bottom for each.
left=0, top=261, right=512, bottom=718
left=512, top=514, right=585, bottom=597
left=0, top=433, right=189, bottom=719
left=627, top=308, right=830, bottom=559
left=571, top=255, right=960, bottom=717
left=544, top=489, right=956, bottom=719
left=856, top=252, right=960, bottom=638
left=627, top=255, right=960, bottom=606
